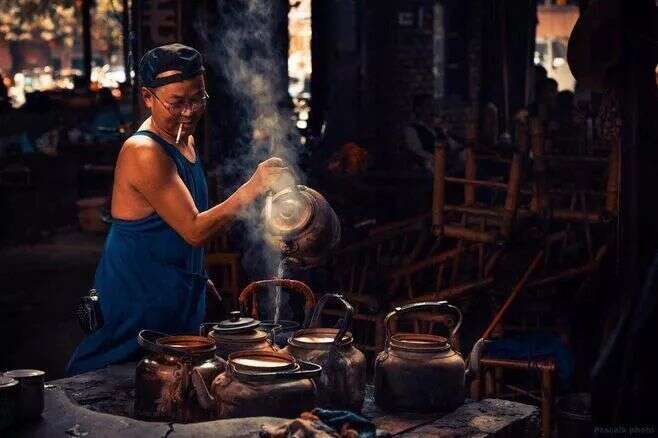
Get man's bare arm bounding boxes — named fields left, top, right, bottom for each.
left=125, top=138, right=286, bottom=247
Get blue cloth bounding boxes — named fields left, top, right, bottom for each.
left=67, top=130, right=208, bottom=376
left=311, top=408, right=376, bottom=438
left=483, top=332, right=573, bottom=385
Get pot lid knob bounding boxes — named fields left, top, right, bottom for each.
left=213, top=311, right=261, bottom=332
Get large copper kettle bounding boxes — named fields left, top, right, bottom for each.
left=282, top=293, right=366, bottom=412
left=192, top=350, right=321, bottom=419
left=374, top=301, right=465, bottom=413
left=262, top=185, right=340, bottom=267
left=134, top=330, right=223, bottom=423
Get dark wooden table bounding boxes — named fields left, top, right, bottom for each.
left=6, top=363, right=539, bottom=437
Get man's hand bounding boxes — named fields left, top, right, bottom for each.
left=245, top=157, right=289, bottom=197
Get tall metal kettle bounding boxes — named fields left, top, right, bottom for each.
left=374, top=301, right=466, bottom=413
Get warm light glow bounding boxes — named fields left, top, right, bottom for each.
left=289, top=0, right=312, bottom=137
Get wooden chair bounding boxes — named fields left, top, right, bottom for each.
left=477, top=357, right=556, bottom=438
left=205, top=230, right=242, bottom=308
left=432, top=116, right=529, bottom=245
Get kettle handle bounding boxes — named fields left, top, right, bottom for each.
left=309, top=293, right=354, bottom=347
left=137, top=329, right=191, bottom=359
left=238, top=279, right=316, bottom=326
left=383, top=301, right=463, bottom=349
left=191, top=368, right=216, bottom=411
left=198, top=322, right=219, bottom=337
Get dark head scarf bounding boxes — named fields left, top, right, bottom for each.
left=138, top=43, right=204, bottom=88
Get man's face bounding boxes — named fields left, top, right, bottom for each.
left=142, top=72, right=207, bottom=141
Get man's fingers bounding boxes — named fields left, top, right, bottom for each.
left=263, top=157, right=287, bottom=167
left=268, top=166, right=289, bottom=176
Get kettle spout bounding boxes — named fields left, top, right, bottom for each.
left=191, top=368, right=216, bottom=411
left=466, top=338, right=489, bottom=379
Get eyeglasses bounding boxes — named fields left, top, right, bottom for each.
left=148, top=89, right=209, bottom=116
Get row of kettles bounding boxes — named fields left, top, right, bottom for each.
left=134, top=287, right=466, bottom=423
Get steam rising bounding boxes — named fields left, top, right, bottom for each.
left=197, top=0, right=303, bottom=320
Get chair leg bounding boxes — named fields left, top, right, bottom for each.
left=484, top=368, right=495, bottom=397
left=375, top=315, right=386, bottom=351
left=541, top=368, right=553, bottom=438
left=494, top=366, right=503, bottom=395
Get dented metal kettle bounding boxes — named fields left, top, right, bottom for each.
left=282, top=293, right=366, bottom=412
left=134, top=330, right=223, bottom=423
left=192, top=350, right=321, bottom=419
left=374, top=301, right=466, bottom=413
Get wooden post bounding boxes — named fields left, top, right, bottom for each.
left=121, top=0, right=131, bottom=88
left=432, top=141, right=447, bottom=233
left=131, top=0, right=141, bottom=130
left=502, top=122, right=525, bottom=238
left=606, top=139, right=620, bottom=215
left=530, top=118, right=547, bottom=214
left=464, top=147, right=477, bottom=206
left=82, top=0, right=92, bottom=87
left=484, top=368, right=495, bottom=397
left=540, top=368, right=553, bottom=438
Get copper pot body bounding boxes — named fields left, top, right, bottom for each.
left=374, top=301, right=466, bottom=412
left=283, top=328, right=366, bottom=412
left=375, top=334, right=465, bottom=412
left=134, top=333, right=223, bottom=423
left=202, top=351, right=320, bottom=419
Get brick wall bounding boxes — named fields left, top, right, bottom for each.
left=366, top=0, right=484, bottom=155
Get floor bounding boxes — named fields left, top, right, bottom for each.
left=0, top=230, right=106, bottom=379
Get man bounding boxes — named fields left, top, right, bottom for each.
left=403, top=94, right=463, bottom=175
left=67, top=44, right=287, bottom=375
left=530, top=78, right=558, bottom=122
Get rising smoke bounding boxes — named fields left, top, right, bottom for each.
left=196, top=0, right=302, bottom=320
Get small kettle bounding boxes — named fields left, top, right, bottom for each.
left=262, top=185, right=340, bottom=267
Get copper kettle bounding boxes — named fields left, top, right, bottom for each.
left=282, top=293, right=367, bottom=412
left=134, top=330, right=223, bottom=423
left=192, top=350, right=322, bottom=419
left=199, top=311, right=278, bottom=360
left=262, top=185, right=340, bottom=267
left=374, top=301, right=466, bottom=413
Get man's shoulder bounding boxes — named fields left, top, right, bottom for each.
left=120, top=134, right=173, bottom=171
left=122, top=134, right=167, bottom=158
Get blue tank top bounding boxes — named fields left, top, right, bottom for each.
left=67, top=130, right=208, bottom=375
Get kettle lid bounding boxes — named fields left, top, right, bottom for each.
left=0, top=375, right=18, bottom=389
left=390, top=333, right=450, bottom=352
left=289, top=328, right=353, bottom=347
left=213, top=311, right=260, bottom=333
left=229, top=350, right=297, bottom=372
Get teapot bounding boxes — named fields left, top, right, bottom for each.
left=134, top=330, right=223, bottom=422
left=199, top=311, right=278, bottom=361
left=192, top=350, right=321, bottom=419
left=262, top=185, right=340, bottom=267
left=282, top=293, right=366, bottom=412
left=374, top=301, right=466, bottom=413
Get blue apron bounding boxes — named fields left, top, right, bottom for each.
left=67, top=130, right=208, bottom=376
